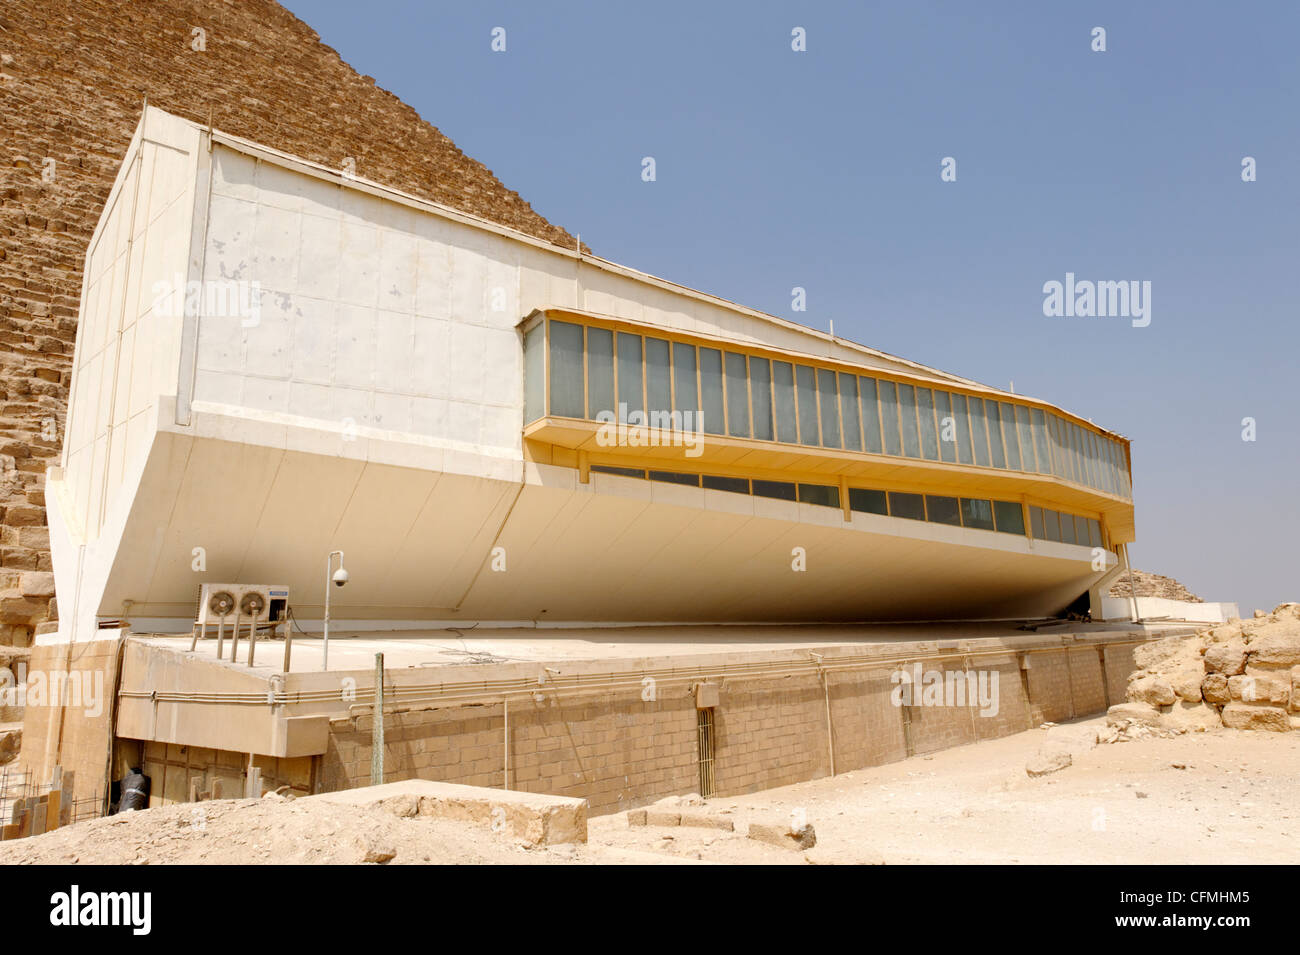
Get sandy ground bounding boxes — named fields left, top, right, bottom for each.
left=2, top=717, right=1296, bottom=864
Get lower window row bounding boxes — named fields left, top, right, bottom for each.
left=590, top=465, right=1104, bottom=547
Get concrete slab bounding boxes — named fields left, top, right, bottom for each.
left=314, top=779, right=588, bottom=845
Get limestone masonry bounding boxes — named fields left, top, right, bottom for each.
left=0, top=0, right=579, bottom=646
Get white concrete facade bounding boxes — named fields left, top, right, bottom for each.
left=43, top=107, right=1130, bottom=640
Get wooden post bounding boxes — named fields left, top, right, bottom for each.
left=371, top=653, right=384, bottom=786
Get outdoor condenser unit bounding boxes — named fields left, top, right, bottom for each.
left=195, top=583, right=289, bottom=627
left=191, top=583, right=291, bottom=667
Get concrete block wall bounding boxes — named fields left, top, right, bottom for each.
left=136, top=740, right=312, bottom=806
left=16, top=635, right=123, bottom=808
left=318, top=644, right=1128, bottom=814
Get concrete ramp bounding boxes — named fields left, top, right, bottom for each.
left=315, top=779, right=588, bottom=846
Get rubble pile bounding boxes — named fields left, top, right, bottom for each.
left=1112, top=602, right=1300, bottom=734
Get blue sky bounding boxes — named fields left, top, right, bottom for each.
left=282, top=0, right=1298, bottom=613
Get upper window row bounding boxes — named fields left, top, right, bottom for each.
left=524, top=318, right=1131, bottom=500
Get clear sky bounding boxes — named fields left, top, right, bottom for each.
left=281, top=0, right=1298, bottom=614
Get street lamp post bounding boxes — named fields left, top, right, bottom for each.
left=323, top=550, right=348, bottom=670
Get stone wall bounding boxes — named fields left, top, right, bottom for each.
left=318, top=646, right=1124, bottom=815
left=1122, top=603, right=1300, bottom=733
left=0, top=0, right=580, bottom=644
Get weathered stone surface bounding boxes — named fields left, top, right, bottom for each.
left=678, top=812, right=735, bottom=831
left=18, top=572, right=54, bottom=598
left=626, top=809, right=648, bottom=827
left=1107, top=702, right=1162, bottom=725
left=1246, top=632, right=1300, bottom=667
left=0, top=727, right=20, bottom=764
left=355, top=836, right=396, bottom=864
left=1228, top=674, right=1291, bottom=705
left=1127, top=675, right=1177, bottom=706
left=1204, top=642, right=1247, bottom=676
left=748, top=822, right=817, bottom=850
left=1220, top=704, right=1290, bottom=733
left=1134, top=635, right=1194, bottom=671
left=1202, top=673, right=1231, bottom=704
left=1026, top=749, right=1072, bottom=777
left=1160, top=701, right=1221, bottom=732
left=644, top=810, right=682, bottom=827
left=1168, top=664, right=1205, bottom=703
left=317, top=779, right=588, bottom=845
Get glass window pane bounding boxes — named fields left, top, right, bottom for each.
left=799, top=483, right=840, bottom=508
left=548, top=320, right=584, bottom=418
left=839, top=373, right=862, bottom=451
left=917, top=388, right=939, bottom=460
left=1015, top=405, right=1035, bottom=472
left=1088, top=518, right=1102, bottom=548
left=586, top=326, right=614, bottom=420
left=952, top=393, right=973, bottom=464
left=987, top=401, right=1007, bottom=468
left=1066, top=418, right=1076, bottom=480
left=1029, top=506, right=1045, bottom=539
left=878, top=380, right=901, bottom=455
left=796, top=365, right=819, bottom=445
left=860, top=377, right=882, bottom=453
left=1050, top=417, right=1067, bottom=479
left=752, top=479, right=797, bottom=501
left=1043, top=510, right=1061, bottom=542
left=960, top=498, right=995, bottom=530
left=772, top=361, right=797, bottom=444
left=1067, top=424, right=1081, bottom=484
left=926, top=495, right=961, bottom=526
left=1000, top=403, right=1020, bottom=470
left=968, top=398, right=991, bottom=467
left=1103, top=438, right=1118, bottom=495
left=702, top=474, right=749, bottom=494
left=724, top=352, right=750, bottom=438
left=524, top=323, right=544, bottom=423
left=1059, top=511, right=1078, bottom=545
left=993, top=500, right=1025, bottom=535
left=699, top=347, right=724, bottom=436
left=750, top=357, right=773, bottom=441
left=650, top=470, right=699, bottom=486
left=1088, top=432, right=1101, bottom=490
left=848, top=487, right=888, bottom=515
left=672, top=342, right=698, bottom=420
left=1031, top=408, right=1051, bottom=474
left=889, top=491, right=925, bottom=521
left=617, top=333, right=642, bottom=420
left=898, top=384, right=920, bottom=458
left=816, top=369, right=841, bottom=448
left=592, top=465, right=645, bottom=478
left=935, top=391, right=957, bottom=463
left=646, top=338, right=671, bottom=423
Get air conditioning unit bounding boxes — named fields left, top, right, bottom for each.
left=196, top=583, right=289, bottom=627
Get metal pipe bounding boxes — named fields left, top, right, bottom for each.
left=282, top=610, right=293, bottom=673
left=229, top=611, right=241, bottom=662
left=502, top=697, right=510, bottom=790
left=323, top=550, right=345, bottom=671
left=215, top=616, right=225, bottom=660
left=371, top=652, right=384, bottom=786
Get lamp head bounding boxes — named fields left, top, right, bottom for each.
left=332, top=566, right=350, bottom=588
